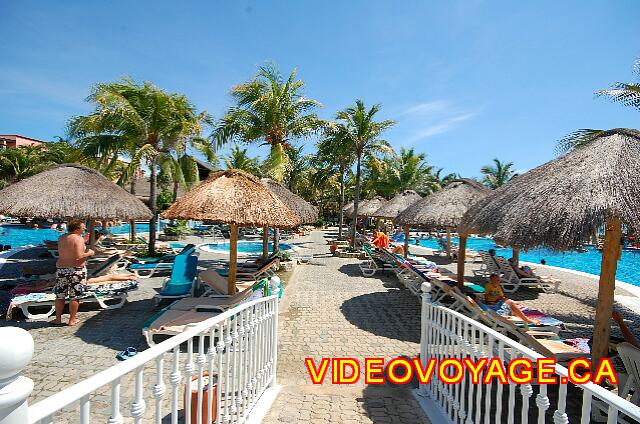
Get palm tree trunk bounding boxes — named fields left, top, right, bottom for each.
left=149, top=156, right=158, bottom=254
left=350, top=155, right=362, bottom=250
left=338, top=171, right=345, bottom=239
left=172, top=179, right=179, bottom=202
left=273, top=228, right=280, bottom=253
left=130, top=177, right=137, bottom=242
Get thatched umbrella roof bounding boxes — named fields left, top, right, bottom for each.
left=396, top=179, right=490, bottom=228
left=372, top=190, right=422, bottom=219
left=354, top=196, right=387, bottom=217
left=261, top=178, right=318, bottom=224
left=343, top=200, right=355, bottom=217
left=460, top=128, right=640, bottom=249
left=0, top=164, right=152, bottom=219
left=162, top=169, right=301, bottom=227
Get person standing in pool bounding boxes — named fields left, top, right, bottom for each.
left=51, top=220, right=95, bottom=326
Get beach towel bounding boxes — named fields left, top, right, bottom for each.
left=519, top=306, right=565, bottom=328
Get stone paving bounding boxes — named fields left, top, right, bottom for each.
left=263, top=230, right=431, bottom=424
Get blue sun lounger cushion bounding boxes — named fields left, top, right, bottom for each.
left=157, top=254, right=198, bottom=297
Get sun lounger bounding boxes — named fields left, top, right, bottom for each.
left=10, top=254, right=129, bottom=295
left=358, top=244, right=395, bottom=277
left=493, top=256, right=560, bottom=293
left=129, top=244, right=196, bottom=278
left=153, top=253, right=198, bottom=305
left=213, top=256, right=280, bottom=281
left=6, top=280, right=138, bottom=321
left=143, top=277, right=276, bottom=345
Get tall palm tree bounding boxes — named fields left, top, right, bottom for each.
left=480, top=158, right=515, bottom=189
left=223, top=144, right=262, bottom=175
left=283, top=144, right=310, bottom=193
left=557, top=59, right=640, bottom=153
left=316, top=128, right=356, bottom=238
left=213, top=64, right=325, bottom=182
left=330, top=100, right=395, bottom=248
left=68, top=78, right=213, bottom=253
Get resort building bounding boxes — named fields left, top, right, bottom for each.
left=0, top=134, right=44, bottom=149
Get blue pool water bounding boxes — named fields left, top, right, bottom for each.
left=404, top=235, right=640, bottom=287
left=201, top=241, right=294, bottom=254
left=0, top=222, right=153, bottom=248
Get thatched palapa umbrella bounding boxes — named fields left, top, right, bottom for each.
left=0, top=164, right=152, bottom=245
left=372, top=190, right=422, bottom=230
left=261, top=178, right=318, bottom=258
left=343, top=200, right=355, bottom=218
left=396, top=179, right=490, bottom=285
left=460, top=128, right=640, bottom=368
left=163, top=169, right=300, bottom=293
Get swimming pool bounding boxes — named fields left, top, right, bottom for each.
left=200, top=241, right=294, bottom=255
left=0, top=222, right=155, bottom=248
left=406, top=235, right=640, bottom=287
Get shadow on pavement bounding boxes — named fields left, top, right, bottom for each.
left=340, top=290, right=421, bottom=343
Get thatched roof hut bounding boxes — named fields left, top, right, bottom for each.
left=0, top=164, right=152, bottom=219
left=163, top=169, right=300, bottom=294
left=460, top=128, right=640, bottom=249
left=396, top=179, right=490, bottom=228
left=262, top=178, right=318, bottom=224
left=460, top=128, right=640, bottom=369
left=162, top=169, right=300, bottom=228
left=354, top=196, right=387, bottom=217
left=372, top=190, right=422, bottom=219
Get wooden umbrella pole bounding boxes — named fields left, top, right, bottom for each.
left=263, top=226, right=269, bottom=260
left=376, top=218, right=381, bottom=232
left=512, top=247, right=520, bottom=268
left=404, top=225, right=410, bottom=258
left=446, top=226, right=452, bottom=258
left=88, top=220, right=96, bottom=248
left=591, top=215, right=622, bottom=371
left=457, top=234, right=467, bottom=289
left=228, top=223, right=238, bottom=295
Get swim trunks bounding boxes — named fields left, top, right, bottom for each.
left=54, top=267, right=88, bottom=300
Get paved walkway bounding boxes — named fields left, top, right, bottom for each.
left=263, top=230, right=430, bottom=423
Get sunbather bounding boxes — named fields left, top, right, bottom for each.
left=477, top=274, right=540, bottom=325
left=508, top=258, right=535, bottom=278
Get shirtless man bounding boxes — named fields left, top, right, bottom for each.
left=52, top=219, right=95, bottom=326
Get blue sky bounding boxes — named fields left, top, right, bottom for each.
left=1, top=1, right=639, bottom=178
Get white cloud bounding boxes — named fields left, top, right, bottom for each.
left=406, top=112, right=477, bottom=143
left=399, top=100, right=449, bottom=117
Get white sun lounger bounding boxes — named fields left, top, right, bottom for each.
left=493, top=256, right=560, bottom=293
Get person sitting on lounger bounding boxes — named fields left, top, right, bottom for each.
left=508, top=258, right=535, bottom=278
left=372, top=231, right=389, bottom=249
left=478, top=274, right=540, bottom=325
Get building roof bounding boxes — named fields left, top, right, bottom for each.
left=0, top=134, right=45, bottom=144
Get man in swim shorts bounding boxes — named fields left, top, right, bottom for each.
left=52, top=219, right=95, bottom=326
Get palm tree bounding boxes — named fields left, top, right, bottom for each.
left=330, top=100, right=395, bottom=248
left=283, top=144, right=310, bottom=193
left=223, top=144, right=262, bottom=175
left=557, top=59, right=640, bottom=153
left=0, top=145, right=52, bottom=184
left=480, top=158, right=515, bottom=189
left=68, top=78, right=213, bottom=253
left=316, top=128, right=356, bottom=238
left=377, top=147, right=432, bottom=197
left=213, top=64, right=325, bottom=182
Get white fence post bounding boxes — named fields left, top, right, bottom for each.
left=0, top=327, right=34, bottom=424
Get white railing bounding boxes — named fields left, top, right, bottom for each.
left=417, top=283, right=640, bottom=424
left=0, top=293, right=279, bottom=424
